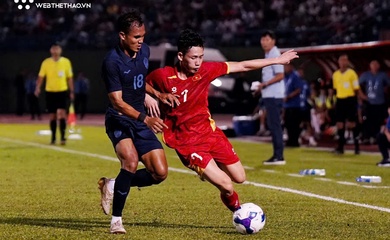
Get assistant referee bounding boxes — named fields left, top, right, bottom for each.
left=332, top=54, right=362, bottom=154
left=35, top=43, right=74, bottom=145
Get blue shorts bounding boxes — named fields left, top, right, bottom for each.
left=105, top=116, right=163, bottom=157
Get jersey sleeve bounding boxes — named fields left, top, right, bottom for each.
left=386, top=117, right=390, bottom=131
left=269, top=49, right=284, bottom=74
left=359, top=72, right=367, bottom=85
left=332, top=72, right=337, bottom=90
left=101, top=59, right=122, bottom=93
left=351, top=70, right=360, bottom=90
left=66, top=58, right=74, bottom=78
left=204, top=62, right=229, bottom=83
left=146, top=68, right=162, bottom=90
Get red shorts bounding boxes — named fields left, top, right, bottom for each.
left=175, top=128, right=240, bottom=176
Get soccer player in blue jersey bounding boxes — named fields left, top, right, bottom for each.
left=99, top=10, right=179, bottom=234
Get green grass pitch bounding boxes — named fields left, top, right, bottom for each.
left=0, top=123, right=389, bottom=240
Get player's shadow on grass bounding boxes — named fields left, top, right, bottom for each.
left=0, top=145, right=36, bottom=150
left=0, top=217, right=233, bottom=233
left=0, top=217, right=107, bottom=231
left=132, top=221, right=232, bottom=232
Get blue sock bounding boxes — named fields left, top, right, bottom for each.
left=112, top=169, right=134, bottom=217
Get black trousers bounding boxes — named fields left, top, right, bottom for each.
left=365, top=103, right=387, bottom=139
left=377, top=132, right=390, bottom=160
left=284, top=107, right=302, bottom=146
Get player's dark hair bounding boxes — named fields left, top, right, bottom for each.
left=261, top=30, right=276, bottom=39
left=338, top=53, right=348, bottom=59
left=177, top=29, right=204, bottom=55
left=116, top=10, right=144, bottom=34
left=370, top=59, right=380, bottom=63
left=51, top=41, right=61, bottom=47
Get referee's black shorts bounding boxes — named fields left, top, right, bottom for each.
left=335, top=96, right=358, bottom=122
left=45, top=91, right=68, bottom=113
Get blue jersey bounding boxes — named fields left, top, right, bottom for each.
left=74, top=78, right=89, bottom=94
left=102, top=44, right=150, bottom=121
left=284, top=70, right=303, bottom=108
left=299, top=80, right=311, bottom=110
left=359, top=71, right=390, bottom=105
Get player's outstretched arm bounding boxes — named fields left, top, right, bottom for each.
left=227, top=49, right=298, bottom=73
left=145, top=83, right=180, bottom=107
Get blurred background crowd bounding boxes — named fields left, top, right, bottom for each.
left=1, top=0, right=390, bottom=50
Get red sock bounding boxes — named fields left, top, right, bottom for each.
left=220, top=191, right=240, bottom=212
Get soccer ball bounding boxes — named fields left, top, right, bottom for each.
left=232, top=203, right=266, bottom=234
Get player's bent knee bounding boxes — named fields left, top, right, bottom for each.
left=152, top=172, right=168, bottom=184
left=121, top=161, right=139, bottom=172
left=233, top=175, right=246, bottom=184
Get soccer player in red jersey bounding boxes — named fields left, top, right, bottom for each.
left=146, top=29, right=298, bottom=212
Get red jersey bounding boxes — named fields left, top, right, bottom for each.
left=146, top=62, right=229, bottom=148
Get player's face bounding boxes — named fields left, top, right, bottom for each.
left=260, top=35, right=275, bottom=52
left=119, top=24, right=146, bottom=55
left=179, top=46, right=204, bottom=75
left=50, top=45, right=62, bottom=58
left=338, top=55, right=349, bottom=69
left=369, top=60, right=380, bottom=73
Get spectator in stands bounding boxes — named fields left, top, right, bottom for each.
left=1, top=0, right=385, bottom=49
left=359, top=60, right=390, bottom=144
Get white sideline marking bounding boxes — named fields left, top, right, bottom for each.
left=243, top=181, right=390, bottom=213
left=263, top=169, right=277, bottom=173
left=314, top=178, right=333, bottom=182
left=287, top=173, right=304, bottom=177
left=1, top=137, right=390, bottom=214
left=337, top=181, right=359, bottom=186
left=361, top=185, right=390, bottom=189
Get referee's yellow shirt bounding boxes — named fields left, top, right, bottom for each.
left=332, top=68, right=359, bottom=99
left=38, top=57, right=73, bottom=92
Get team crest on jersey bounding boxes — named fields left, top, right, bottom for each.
left=192, top=73, right=202, bottom=81
left=171, top=87, right=177, bottom=94
left=143, top=57, right=149, bottom=69
left=114, top=130, right=122, bottom=138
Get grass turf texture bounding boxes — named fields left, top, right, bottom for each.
left=0, top=123, right=389, bottom=240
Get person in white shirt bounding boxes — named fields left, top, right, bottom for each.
left=254, top=30, right=286, bottom=165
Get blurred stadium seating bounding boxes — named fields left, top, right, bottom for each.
left=1, top=0, right=389, bottom=51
